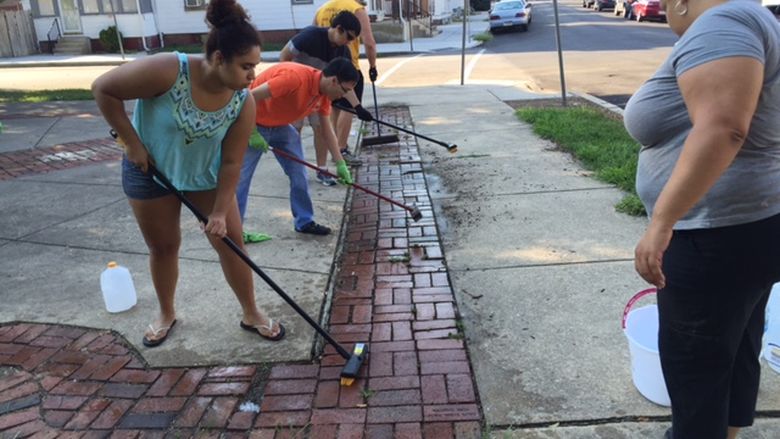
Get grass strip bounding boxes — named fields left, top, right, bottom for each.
left=0, top=89, right=94, bottom=103
left=516, top=106, right=646, bottom=216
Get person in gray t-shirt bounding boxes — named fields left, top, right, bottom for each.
left=624, top=0, right=780, bottom=437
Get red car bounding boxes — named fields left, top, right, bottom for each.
left=630, top=0, right=666, bottom=21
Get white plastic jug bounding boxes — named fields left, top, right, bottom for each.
left=763, top=283, right=780, bottom=373
left=100, top=261, right=137, bottom=313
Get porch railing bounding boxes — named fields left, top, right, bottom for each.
left=46, top=17, right=61, bottom=54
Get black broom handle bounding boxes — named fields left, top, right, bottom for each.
left=334, top=103, right=451, bottom=149
left=148, top=165, right=352, bottom=360
left=371, top=81, right=383, bottom=136
left=109, top=130, right=351, bottom=359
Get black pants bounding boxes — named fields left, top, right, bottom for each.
left=660, top=212, right=780, bottom=438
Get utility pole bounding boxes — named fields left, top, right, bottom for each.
left=108, top=0, right=125, bottom=60
left=552, top=0, right=567, bottom=105
left=460, top=0, right=467, bottom=85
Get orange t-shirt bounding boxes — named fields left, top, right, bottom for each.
left=251, top=62, right=332, bottom=127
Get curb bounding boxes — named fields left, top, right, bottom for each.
left=0, top=42, right=485, bottom=69
left=570, top=91, right=625, bottom=118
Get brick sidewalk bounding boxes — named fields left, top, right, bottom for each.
left=0, top=107, right=483, bottom=438
left=0, top=138, right=121, bottom=181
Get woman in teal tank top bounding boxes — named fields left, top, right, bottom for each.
left=92, top=0, right=284, bottom=347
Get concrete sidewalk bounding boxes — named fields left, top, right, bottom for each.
left=0, top=13, right=488, bottom=68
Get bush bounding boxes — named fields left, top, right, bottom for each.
left=472, top=32, right=494, bottom=43
left=99, top=26, right=123, bottom=53
left=471, top=0, right=491, bottom=11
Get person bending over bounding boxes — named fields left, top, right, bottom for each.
left=92, top=0, right=285, bottom=347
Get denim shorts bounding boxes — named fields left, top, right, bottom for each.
left=121, top=156, right=171, bottom=200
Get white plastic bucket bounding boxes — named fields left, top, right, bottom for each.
left=622, top=288, right=671, bottom=407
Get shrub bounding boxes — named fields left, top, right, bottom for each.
left=471, top=0, right=491, bottom=11
left=99, top=26, right=123, bottom=53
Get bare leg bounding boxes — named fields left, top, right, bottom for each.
left=313, top=125, right=328, bottom=168
left=128, top=195, right=181, bottom=342
left=187, top=190, right=282, bottom=338
left=727, top=427, right=739, bottom=439
left=328, top=109, right=342, bottom=166
left=335, top=110, right=354, bottom=152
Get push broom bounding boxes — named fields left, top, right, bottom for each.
left=110, top=130, right=366, bottom=386
left=335, top=103, right=459, bottom=153
left=360, top=80, right=400, bottom=147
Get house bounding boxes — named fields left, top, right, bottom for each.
left=21, top=0, right=454, bottom=54
left=0, top=0, right=23, bottom=11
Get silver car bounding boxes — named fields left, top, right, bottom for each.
left=489, top=0, right=533, bottom=32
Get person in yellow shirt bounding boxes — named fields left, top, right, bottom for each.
left=314, top=0, right=378, bottom=167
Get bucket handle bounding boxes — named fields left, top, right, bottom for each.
left=621, top=287, right=657, bottom=330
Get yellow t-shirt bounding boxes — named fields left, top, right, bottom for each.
left=314, top=0, right=363, bottom=70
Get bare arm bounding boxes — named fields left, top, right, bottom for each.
left=343, top=89, right=360, bottom=107
left=634, top=56, right=763, bottom=287
left=91, top=53, right=179, bottom=171
left=280, top=42, right=295, bottom=62
left=251, top=83, right=273, bottom=102
left=354, top=8, right=377, bottom=68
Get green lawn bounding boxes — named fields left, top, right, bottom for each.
left=516, top=106, right=646, bottom=216
left=0, top=89, right=94, bottom=103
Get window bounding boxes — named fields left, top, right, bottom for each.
left=120, top=0, right=138, bottom=12
left=37, top=0, right=56, bottom=16
left=185, top=0, right=207, bottom=9
left=82, top=0, right=101, bottom=14
left=101, top=0, right=138, bottom=13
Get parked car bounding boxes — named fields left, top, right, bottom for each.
left=489, top=0, right=533, bottom=32
left=631, top=0, right=666, bottom=21
left=582, top=0, right=595, bottom=8
left=592, top=0, right=615, bottom=10
left=614, top=0, right=635, bottom=17
left=765, top=0, right=780, bottom=17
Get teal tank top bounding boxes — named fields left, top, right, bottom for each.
left=132, top=52, right=248, bottom=191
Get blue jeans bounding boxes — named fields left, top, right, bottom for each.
left=236, top=124, right=314, bottom=230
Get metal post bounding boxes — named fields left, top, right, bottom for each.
left=552, top=0, right=566, bottom=106
left=460, top=0, right=467, bottom=85
left=108, top=0, right=126, bottom=60
left=408, top=0, right=414, bottom=52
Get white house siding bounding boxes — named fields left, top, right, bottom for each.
left=433, top=0, right=454, bottom=21
left=78, top=14, right=145, bottom=39
left=151, top=0, right=324, bottom=35
left=139, top=12, right=156, bottom=36
left=24, top=0, right=388, bottom=48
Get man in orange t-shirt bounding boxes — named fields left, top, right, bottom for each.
left=236, top=58, right=358, bottom=236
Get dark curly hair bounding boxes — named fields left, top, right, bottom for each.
left=204, top=0, right=261, bottom=61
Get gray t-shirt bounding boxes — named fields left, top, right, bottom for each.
left=624, top=0, right=780, bottom=229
